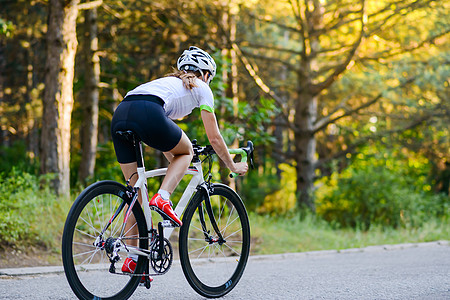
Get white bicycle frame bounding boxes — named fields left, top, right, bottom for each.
left=121, top=160, right=205, bottom=258
left=108, top=139, right=250, bottom=261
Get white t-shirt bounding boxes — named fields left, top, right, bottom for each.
left=125, top=76, right=214, bottom=120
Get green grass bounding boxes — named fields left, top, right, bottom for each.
left=0, top=170, right=70, bottom=249
left=1, top=169, right=448, bottom=264
left=4, top=191, right=449, bottom=256
left=249, top=212, right=449, bottom=255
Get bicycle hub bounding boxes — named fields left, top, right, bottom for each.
left=104, top=237, right=121, bottom=255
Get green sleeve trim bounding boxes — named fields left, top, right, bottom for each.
left=200, top=104, right=214, bottom=113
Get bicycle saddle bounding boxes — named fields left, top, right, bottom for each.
left=116, top=130, right=141, bottom=143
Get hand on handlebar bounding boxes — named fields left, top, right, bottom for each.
left=228, top=141, right=254, bottom=178
left=231, top=162, right=249, bottom=176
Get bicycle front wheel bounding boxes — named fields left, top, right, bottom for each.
left=62, top=181, right=148, bottom=300
left=179, top=183, right=250, bottom=298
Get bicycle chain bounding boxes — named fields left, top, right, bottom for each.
left=114, top=271, right=165, bottom=277
left=107, top=237, right=172, bottom=277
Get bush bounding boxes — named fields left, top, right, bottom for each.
left=316, top=150, right=449, bottom=230
left=0, top=168, right=62, bottom=248
left=92, top=141, right=124, bottom=183
left=0, top=140, right=39, bottom=175
left=239, top=167, right=281, bottom=212
left=257, top=163, right=297, bottom=215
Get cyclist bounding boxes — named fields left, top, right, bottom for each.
left=111, top=46, right=248, bottom=277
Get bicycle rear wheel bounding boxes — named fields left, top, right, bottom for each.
left=179, top=183, right=250, bottom=298
left=62, top=181, right=148, bottom=300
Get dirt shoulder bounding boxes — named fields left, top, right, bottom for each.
left=0, top=245, right=61, bottom=268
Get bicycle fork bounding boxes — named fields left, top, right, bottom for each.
left=197, top=185, right=226, bottom=245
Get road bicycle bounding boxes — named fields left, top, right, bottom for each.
left=62, top=130, right=254, bottom=299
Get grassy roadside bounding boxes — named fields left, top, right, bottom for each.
left=249, top=213, right=449, bottom=255
left=0, top=174, right=448, bottom=269
left=0, top=211, right=448, bottom=268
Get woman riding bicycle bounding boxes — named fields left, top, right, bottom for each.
left=111, top=46, right=248, bottom=275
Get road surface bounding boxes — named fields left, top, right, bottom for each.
left=0, top=241, right=448, bottom=299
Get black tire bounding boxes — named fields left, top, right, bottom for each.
left=179, top=183, right=250, bottom=298
left=62, top=181, right=148, bottom=300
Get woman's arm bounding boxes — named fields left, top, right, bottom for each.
left=201, top=110, right=248, bottom=175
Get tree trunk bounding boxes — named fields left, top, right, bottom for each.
left=78, top=7, right=99, bottom=183
left=0, top=35, right=5, bottom=147
left=41, top=0, right=79, bottom=196
left=293, top=0, right=323, bottom=212
left=274, top=31, right=290, bottom=178
left=294, top=91, right=317, bottom=211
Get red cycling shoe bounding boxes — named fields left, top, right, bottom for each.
left=149, top=193, right=182, bottom=226
left=122, top=257, right=153, bottom=283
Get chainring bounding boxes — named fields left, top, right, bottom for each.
left=150, top=237, right=173, bottom=274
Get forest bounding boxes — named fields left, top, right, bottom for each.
left=0, top=0, right=449, bottom=256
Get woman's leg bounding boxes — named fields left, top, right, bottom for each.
left=160, top=131, right=193, bottom=194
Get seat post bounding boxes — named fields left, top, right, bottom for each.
left=133, top=136, right=145, bottom=169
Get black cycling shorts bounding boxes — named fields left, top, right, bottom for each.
left=111, top=95, right=182, bottom=163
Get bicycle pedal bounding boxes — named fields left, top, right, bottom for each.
left=150, top=207, right=180, bottom=227
left=139, top=277, right=152, bottom=289
left=139, top=282, right=152, bottom=289
left=160, top=220, right=176, bottom=228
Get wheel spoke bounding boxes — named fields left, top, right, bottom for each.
left=213, top=243, right=228, bottom=258
left=73, top=248, right=97, bottom=258
left=79, top=215, right=101, bottom=237
left=187, top=237, right=207, bottom=242
left=223, top=242, right=241, bottom=257
left=221, top=215, right=239, bottom=236
left=188, top=243, right=209, bottom=257
left=73, top=241, right=96, bottom=249
left=75, top=228, right=97, bottom=239
left=224, top=227, right=242, bottom=240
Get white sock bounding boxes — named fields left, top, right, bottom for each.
left=128, top=254, right=138, bottom=262
left=158, top=189, right=170, bottom=201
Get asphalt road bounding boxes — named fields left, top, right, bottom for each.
left=0, top=241, right=448, bottom=299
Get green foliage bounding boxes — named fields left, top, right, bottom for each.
left=92, top=141, right=123, bottom=183
left=1, top=0, right=448, bottom=256
left=70, top=141, right=123, bottom=188
left=316, top=146, right=449, bottom=230
left=85, top=141, right=164, bottom=195
left=0, top=169, right=62, bottom=247
left=0, top=18, right=14, bottom=37
left=0, top=141, right=39, bottom=175
left=239, top=169, right=280, bottom=212
left=250, top=212, right=332, bottom=254
left=223, top=96, right=279, bottom=146
left=249, top=212, right=449, bottom=255
left=182, top=52, right=278, bottom=148
left=258, top=163, right=297, bottom=215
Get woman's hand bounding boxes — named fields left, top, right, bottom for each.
left=231, top=162, right=249, bottom=176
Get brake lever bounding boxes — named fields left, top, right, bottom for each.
left=249, top=151, right=255, bottom=169
left=242, top=141, right=255, bottom=169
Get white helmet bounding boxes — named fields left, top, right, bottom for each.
left=177, top=46, right=216, bottom=82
